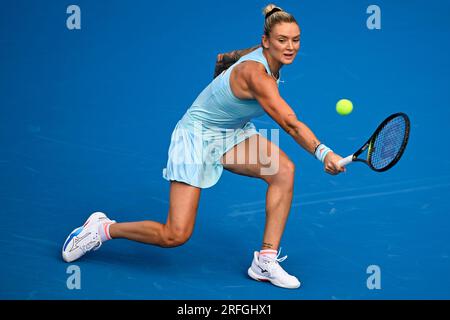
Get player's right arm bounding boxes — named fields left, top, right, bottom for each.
left=241, top=62, right=344, bottom=174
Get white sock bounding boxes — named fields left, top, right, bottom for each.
left=259, top=249, right=277, bottom=261
left=98, top=222, right=115, bottom=242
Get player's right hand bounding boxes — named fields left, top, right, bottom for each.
left=324, top=152, right=346, bottom=175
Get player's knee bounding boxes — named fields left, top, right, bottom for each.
left=161, top=227, right=192, bottom=248
left=284, top=159, right=296, bottom=177
left=280, top=160, right=295, bottom=183
left=267, top=159, right=295, bottom=186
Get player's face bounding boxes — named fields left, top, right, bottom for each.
left=263, top=22, right=300, bottom=65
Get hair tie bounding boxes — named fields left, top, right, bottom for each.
left=265, top=7, right=282, bottom=19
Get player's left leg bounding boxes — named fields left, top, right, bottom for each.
left=221, top=134, right=300, bottom=289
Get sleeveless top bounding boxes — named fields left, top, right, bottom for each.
left=180, top=47, right=280, bottom=130
left=163, top=47, right=281, bottom=188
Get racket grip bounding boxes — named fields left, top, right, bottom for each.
left=338, top=155, right=353, bottom=167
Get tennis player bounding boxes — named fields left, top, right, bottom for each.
left=62, top=4, right=345, bottom=289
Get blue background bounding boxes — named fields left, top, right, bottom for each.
left=1, top=0, right=449, bottom=299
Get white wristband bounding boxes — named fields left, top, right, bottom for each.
left=314, top=144, right=333, bottom=163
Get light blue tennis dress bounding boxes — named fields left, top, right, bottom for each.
left=162, top=47, right=280, bottom=188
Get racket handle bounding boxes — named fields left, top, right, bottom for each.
left=338, top=155, right=353, bottom=167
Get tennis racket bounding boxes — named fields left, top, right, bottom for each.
left=338, top=112, right=410, bottom=172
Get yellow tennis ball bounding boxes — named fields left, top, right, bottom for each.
left=336, top=99, right=353, bottom=115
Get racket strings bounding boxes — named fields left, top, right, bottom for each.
left=369, top=116, right=408, bottom=170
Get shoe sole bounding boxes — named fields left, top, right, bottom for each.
left=248, top=267, right=301, bottom=289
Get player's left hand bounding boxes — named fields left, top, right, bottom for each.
left=324, top=152, right=346, bottom=175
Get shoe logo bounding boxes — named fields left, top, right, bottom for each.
left=258, top=266, right=269, bottom=274
left=69, top=232, right=91, bottom=252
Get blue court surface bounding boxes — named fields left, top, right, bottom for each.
left=1, top=0, right=450, bottom=300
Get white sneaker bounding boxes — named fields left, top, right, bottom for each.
left=62, top=212, right=115, bottom=263
left=247, top=249, right=301, bottom=289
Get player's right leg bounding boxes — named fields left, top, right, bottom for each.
left=62, top=181, right=201, bottom=262
left=109, top=181, right=201, bottom=247
left=62, top=211, right=116, bottom=262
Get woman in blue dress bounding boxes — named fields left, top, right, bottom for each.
left=62, top=4, right=345, bottom=289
